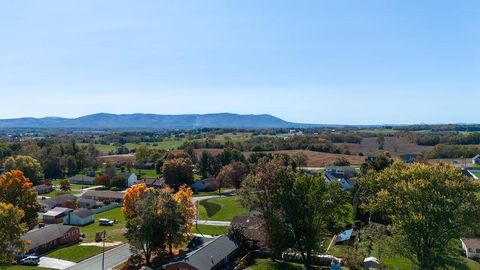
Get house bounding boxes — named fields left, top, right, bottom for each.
left=135, top=162, right=155, bottom=169
left=231, top=216, right=267, bottom=248
left=137, top=177, right=165, bottom=189
left=191, top=178, right=219, bottom=192
left=335, top=228, right=353, bottom=244
left=120, top=172, right=138, bottom=187
left=22, top=224, right=81, bottom=254
left=42, top=207, right=73, bottom=224
left=461, top=238, right=480, bottom=259
left=325, top=166, right=356, bottom=178
left=39, top=194, right=77, bottom=212
left=39, top=198, right=57, bottom=212
left=473, top=155, right=480, bottom=165
left=34, top=184, right=54, bottom=195
left=82, top=190, right=124, bottom=203
left=399, top=154, right=417, bottom=164
left=64, top=208, right=95, bottom=226
left=164, top=235, right=239, bottom=270
left=69, top=175, right=96, bottom=185
left=77, top=198, right=102, bottom=209
left=324, top=172, right=356, bottom=191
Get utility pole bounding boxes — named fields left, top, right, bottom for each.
left=101, top=230, right=106, bottom=270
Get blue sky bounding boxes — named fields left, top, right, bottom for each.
left=0, top=1, right=479, bottom=124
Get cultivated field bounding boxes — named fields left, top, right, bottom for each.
left=334, top=137, right=433, bottom=157
left=194, top=149, right=366, bottom=167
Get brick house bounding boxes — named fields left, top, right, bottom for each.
left=22, top=224, right=81, bottom=254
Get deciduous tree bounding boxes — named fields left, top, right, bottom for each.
left=162, top=158, right=194, bottom=187
left=360, top=162, right=480, bottom=269
left=216, top=161, right=248, bottom=191
left=4, top=155, right=44, bottom=185
left=0, top=170, right=40, bottom=226
left=122, top=183, right=151, bottom=219
left=0, top=202, right=27, bottom=264
left=60, top=179, right=71, bottom=191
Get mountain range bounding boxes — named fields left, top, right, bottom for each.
left=0, top=113, right=328, bottom=129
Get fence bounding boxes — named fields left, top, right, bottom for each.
left=93, top=202, right=121, bottom=214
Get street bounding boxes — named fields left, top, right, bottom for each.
left=66, top=244, right=131, bottom=270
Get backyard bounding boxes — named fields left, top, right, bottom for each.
left=198, top=196, right=249, bottom=221
left=81, top=207, right=126, bottom=243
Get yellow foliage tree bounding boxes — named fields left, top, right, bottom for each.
left=122, top=183, right=151, bottom=219
left=0, top=170, right=40, bottom=226
left=173, top=184, right=196, bottom=236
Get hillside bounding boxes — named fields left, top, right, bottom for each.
left=0, top=113, right=324, bottom=129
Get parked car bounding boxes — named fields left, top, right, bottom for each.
left=20, top=256, right=40, bottom=266
left=99, top=218, right=114, bottom=226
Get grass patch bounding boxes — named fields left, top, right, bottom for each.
left=198, top=196, right=248, bottom=221
left=81, top=207, right=126, bottom=243
left=193, top=224, right=228, bottom=236
left=41, top=189, right=81, bottom=197
left=246, top=258, right=306, bottom=270
left=2, top=266, right=54, bottom=270
left=44, top=245, right=103, bottom=262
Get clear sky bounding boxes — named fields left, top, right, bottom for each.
left=0, top=1, right=479, bottom=124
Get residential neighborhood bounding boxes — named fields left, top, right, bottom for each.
left=1, top=1, right=479, bottom=269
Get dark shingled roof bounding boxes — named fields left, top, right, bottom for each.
left=165, top=235, right=238, bottom=270
left=72, top=208, right=95, bottom=218
left=22, top=224, right=78, bottom=250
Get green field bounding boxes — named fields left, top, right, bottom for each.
left=246, top=258, right=306, bottom=270
left=41, top=189, right=82, bottom=197
left=44, top=245, right=103, bottom=262
left=193, top=224, right=228, bottom=236
left=81, top=207, right=126, bottom=242
left=124, top=139, right=185, bottom=150
left=198, top=196, right=249, bottom=221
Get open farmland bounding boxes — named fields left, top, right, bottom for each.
left=334, top=136, right=433, bottom=157
left=194, top=149, right=365, bottom=167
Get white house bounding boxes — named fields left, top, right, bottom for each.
left=64, top=208, right=95, bottom=226
left=473, top=155, right=480, bottom=165
left=120, top=173, right=138, bottom=187
left=461, top=238, right=480, bottom=259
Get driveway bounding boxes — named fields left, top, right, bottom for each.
left=66, top=244, right=130, bottom=270
left=39, top=257, right=76, bottom=270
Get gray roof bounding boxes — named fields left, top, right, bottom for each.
left=165, top=235, right=238, bottom=270
left=473, top=154, right=480, bottom=160
left=44, top=207, right=72, bottom=218
left=72, top=208, right=95, bottom=218
left=51, top=194, right=77, bottom=204
left=83, top=190, right=124, bottom=200
left=22, top=224, right=78, bottom=250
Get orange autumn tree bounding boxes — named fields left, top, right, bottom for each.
left=122, top=183, right=151, bottom=219
left=0, top=170, right=40, bottom=226
left=173, top=185, right=196, bottom=236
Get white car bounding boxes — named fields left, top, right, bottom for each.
left=20, top=256, right=40, bottom=265
left=99, top=218, right=114, bottom=226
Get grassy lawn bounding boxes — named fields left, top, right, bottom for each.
left=44, top=245, right=103, bottom=262
left=193, top=224, right=227, bottom=236
left=81, top=207, right=126, bottom=243
left=198, top=196, right=248, bottom=221
left=124, top=140, right=185, bottom=150
left=77, top=143, right=117, bottom=153
left=246, top=258, right=306, bottom=270
left=3, top=266, right=54, bottom=270
left=41, top=189, right=81, bottom=197
left=132, top=169, right=157, bottom=178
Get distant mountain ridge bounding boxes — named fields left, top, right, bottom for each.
left=0, top=113, right=328, bottom=129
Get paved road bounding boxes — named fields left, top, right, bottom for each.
left=66, top=244, right=130, bottom=270
left=196, top=220, right=231, bottom=226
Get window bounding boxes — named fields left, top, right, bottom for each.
left=468, top=248, right=474, bottom=252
